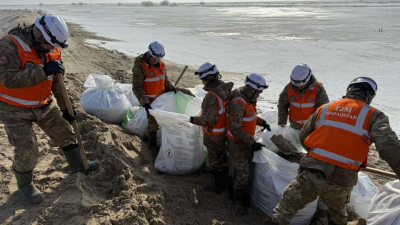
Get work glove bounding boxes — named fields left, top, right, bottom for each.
left=189, top=116, right=194, bottom=124
left=142, top=103, right=152, bottom=113
left=170, top=88, right=177, bottom=94
left=43, top=60, right=65, bottom=76
left=261, top=121, right=271, bottom=132
left=251, top=142, right=265, bottom=152
left=62, top=108, right=78, bottom=125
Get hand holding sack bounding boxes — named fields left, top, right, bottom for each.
left=142, top=103, right=153, bottom=113
left=252, top=141, right=265, bottom=152
left=261, top=120, right=271, bottom=132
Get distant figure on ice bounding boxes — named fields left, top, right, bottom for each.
left=278, top=63, right=329, bottom=130
left=226, top=73, right=271, bottom=215
left=273, top=77, right=400, bottom=225
left=189, top=62, right=234, bottom=194
left=131, top=41, right=192, bottom=155
left=0, top=14, right=99, bottom=204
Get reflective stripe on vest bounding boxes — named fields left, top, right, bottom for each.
left=140, top=61, right=166, bottom=100
left=202, top=92, right=227, bottom=135
left=304, top=99, right=376, bottom=171
left=226, top=97, right=257, bottom=140
left=287, top=82, right=320, bottom=126
left=0, top=35, right=60, bottom=108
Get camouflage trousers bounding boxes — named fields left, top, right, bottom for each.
left=273, top=169, right=352, bottom=225
left=227, top=139, right=252, bottom=190
left=146, top=111, right=159, bottom=133
left=0, top=99, right=76, bottom=173
left=204, top=134, right=226, bottom=172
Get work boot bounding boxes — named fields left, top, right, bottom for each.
left=63, top=144, right=99, bottom=174
left=232, top=188, right=247, bottom=215
left=148, top=131, right=159, bottom=156
left=13, top=169, right=44, bottom=204
left=214, top=167, right=228, bottom=195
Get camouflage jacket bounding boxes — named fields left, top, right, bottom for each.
left=299, top=87, right=400, bottom=186
left=0, top=23, right=67, bottom=110
left=226, top=86, right=266, bottom=147
left=193, top=80, right=233, bottom=144
left=278, top=75, right=329, bottom=130
left=131, top=52, right=175, bottom=105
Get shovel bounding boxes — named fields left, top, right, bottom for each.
left=55, top=73, right=89, bottom=173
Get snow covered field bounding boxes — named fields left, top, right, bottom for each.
left=2, top=1, right=399, bottom=135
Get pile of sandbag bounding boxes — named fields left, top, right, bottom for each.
left=81, top=74, right=139, bottom=124
left=150, top=92, right=205, bottom=175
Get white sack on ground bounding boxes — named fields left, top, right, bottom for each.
left=251, top=148, right=318, bottom=225
left=121, top=106, right=148, bottom=137
left=150, top=92, right=204, bottom=175
left=367, top=180, right=400, bottom=225
left=347, top=172, right=379, bottom=217
left=81, top=74, right=131, bottom=124
left=259, top=125, right=306, bottom=154
left=114, top=83, right=140, bottom=106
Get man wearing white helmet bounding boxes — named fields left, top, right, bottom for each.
left=226, top=73, right=271, bottom=215
left=0, top=14, right=99, bottom=204
left=273, top=77, right=400, bottom=225
left=132, top=41, right=193, bottom=155
left=278, top=64, right=329, bottom=130
left=189, top=62, right=234, bottom=194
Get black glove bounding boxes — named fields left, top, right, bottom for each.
left=251, top=142, right=265, bottom=152
left=189, top=116, right=194, bottom=124
left=261, top=121, right=271, bottom=132
left=43, top=60, right=65, bottom=76
left=143, top=103, right=152, bottom=113
left=170, top=88, right=177, bottom=94
left=62, top=108, right=78, bottom=125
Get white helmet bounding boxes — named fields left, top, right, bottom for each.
left=195, top=62, right=219, bottom=79
left=148, top=41, right=165, bottom=59
left=347, top=77, right=378, bottom=95
left=244, top=73, right=268, bottom=91
left=290, top=64, right=312, bottom=86
left=35, top=14, right=69, bottom=48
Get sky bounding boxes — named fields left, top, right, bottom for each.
left=2, top=0, right=313, bottom=5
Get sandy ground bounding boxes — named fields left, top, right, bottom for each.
left=0, top=10, right=396, bottom=225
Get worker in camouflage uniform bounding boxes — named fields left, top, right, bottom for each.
left=131, top=41, right=193, bottom=156
left=273, top=77, right=400, bottom=225
left=278, top=64, right=329, bottom=130
left=189, top=62, right=234, bottom=194
left=0, top=14, right=99, bottom=204
left=226, top=73, right=271, bottom=215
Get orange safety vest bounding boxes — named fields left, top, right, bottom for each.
left=139, top=61, right=166, bottom=100
left=304, top=99, right=376, bottom=171
left=0, top=34, right=60, bottom=108
left=287, top=82, right=321, bottom=126
left=202, top=92, right=226, bottom=135
left=226, top=97, right=257, bottom=141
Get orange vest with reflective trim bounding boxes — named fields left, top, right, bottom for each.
left=139, top=61, right=166, bottom=100
left=288, top=82, right=320, bottom=126
left=304, top=99, right=376, bottom=171
left=0, top=35, right=60, bottom=108
left=226, top=97, right=257, bottom=141
left=202, top=92, right=226, bottom=136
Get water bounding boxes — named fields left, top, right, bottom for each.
left=2, top=2, right=400, bottom=135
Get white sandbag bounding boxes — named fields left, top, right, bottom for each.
left=188, top=84, right=207, bottom=100
left=151, top=92, right=204, bottom=175
left=81, top=74, right=131, bottom=124
left=114, top=83, right=140, bottom=106
left=347, top=172, right=379, bottom=217
left=251, top=148, right=318, bottom=225
left=121, top=106, right=148, bottom=137
left=367, top=180, right=400, bottom=225
left=259, top=125, right=306, bottom=154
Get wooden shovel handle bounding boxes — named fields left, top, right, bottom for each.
left=362, top=167, right=398, bottom=179
left=174, top=65, right=188, bottom=86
